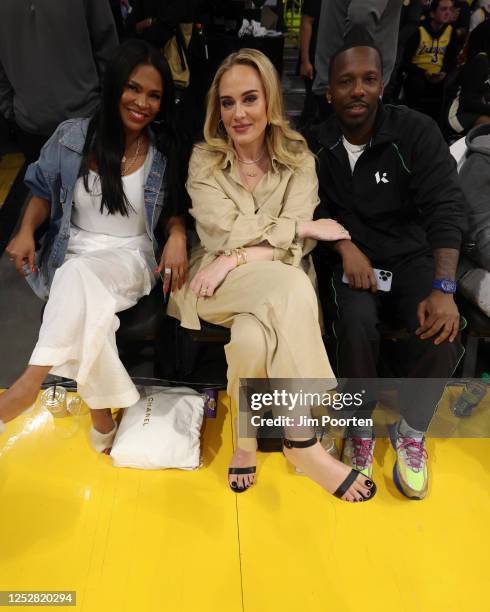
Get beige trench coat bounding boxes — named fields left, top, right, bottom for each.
left=168, top=145, right=320, bottom=329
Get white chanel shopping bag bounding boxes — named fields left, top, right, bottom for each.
left=110, top=386, right=204, bottom=470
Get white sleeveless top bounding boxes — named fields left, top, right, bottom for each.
left=71, top=162, right=147, bottom=237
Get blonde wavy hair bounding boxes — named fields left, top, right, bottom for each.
left=202, top=48, right=309, bottom=170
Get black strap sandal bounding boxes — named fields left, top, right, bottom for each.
left=283, top=437, right=377, bottom=502
left=228, top=466, right=257, bottom=493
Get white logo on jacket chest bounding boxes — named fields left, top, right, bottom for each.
left=375, top=171, right=389, bottom=184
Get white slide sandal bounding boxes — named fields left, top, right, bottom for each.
left=90, top=422, right=117, bottom=453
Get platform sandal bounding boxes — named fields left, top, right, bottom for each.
left=283, top=437, right=377, bottom=502
left=228, top=466, right=257, bottom=493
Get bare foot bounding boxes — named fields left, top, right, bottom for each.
left=228, top=447, right=257, bottom=490
left=283, top=441, right=374, bottom=502
left=0, top=378, right=41, bottom=423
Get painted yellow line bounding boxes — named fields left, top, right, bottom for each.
left=0, top=153, right=25, bottom=208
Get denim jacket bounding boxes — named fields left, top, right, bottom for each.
left=24, top=118, right=167, bottom=300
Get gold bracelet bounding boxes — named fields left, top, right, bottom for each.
left=223, top=249, right=238, bottom=267
left=223, top=248, right=247, bottom=267
left=236, top=247, right=247, bottom=266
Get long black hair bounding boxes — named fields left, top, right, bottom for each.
left=80, top=39, right=189, bottom=218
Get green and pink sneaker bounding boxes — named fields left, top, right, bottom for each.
left=341, top=436, right=375, bottom=478
left=389, top=424, right=428, bottom=500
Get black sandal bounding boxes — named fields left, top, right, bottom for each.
left=283, top=437, right=376, bottom=502
left=228, top=466, right=257, bottom=493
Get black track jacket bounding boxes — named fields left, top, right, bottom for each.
left=308, top=104, right=467, bottom=269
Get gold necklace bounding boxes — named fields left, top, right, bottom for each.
left=121, top=136, right=142, bottom=176
left=237, top=148, right=266, bottom=177
left=237, top=148, right=266, bottom=164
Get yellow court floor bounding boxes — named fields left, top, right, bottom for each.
left=0, top=153, right=24, bottom=208
left=0, top=389, right=489, bottom=612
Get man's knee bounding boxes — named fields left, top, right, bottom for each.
left=335, top=295, right=379, bottom=337
left=410, top=334, right=464, bottom=376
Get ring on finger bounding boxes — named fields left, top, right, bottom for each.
left=164, top=267, right=171, bottom=276
left=200, top=287, right=208, bottom=296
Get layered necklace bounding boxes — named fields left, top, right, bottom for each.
left=121, top=135, right=142, bottom=176
left=237, top=148, right=267, bottom=178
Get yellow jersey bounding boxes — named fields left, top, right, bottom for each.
left=412, top=24, right=453, bottom=74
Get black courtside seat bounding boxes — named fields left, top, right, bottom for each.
left=175, top=321, right=230, bottom=380
left=116, top=282, right=166, bottom=375
left=116, top=283, right=164, bottom=345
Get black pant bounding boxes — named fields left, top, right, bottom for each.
left=322, top=255, right=464, bottom=432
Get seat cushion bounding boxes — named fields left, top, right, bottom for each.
left=186, top=321, right=231, bottom=343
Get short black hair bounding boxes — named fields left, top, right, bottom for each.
left=429, top=0, right=454, bottom=13
left=328, top=25, right=383, bottom=81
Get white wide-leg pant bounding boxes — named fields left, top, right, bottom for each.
left=29, top=227, right=156, bottom=409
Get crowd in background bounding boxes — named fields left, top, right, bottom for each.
left=299, top=0, right=490, bottom=135
left=2, top=0, right=489, bottom=160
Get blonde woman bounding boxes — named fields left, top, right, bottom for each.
left=168, top=49, right=376, bottom=502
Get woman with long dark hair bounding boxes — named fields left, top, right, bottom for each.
left=1, top=40, right=189, bottom=451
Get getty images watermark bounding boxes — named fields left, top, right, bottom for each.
left=238, top=377, right=490, bottom=438
left=248, top=388, right=373, bottom=429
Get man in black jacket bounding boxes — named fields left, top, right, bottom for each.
left=309, top=34, right=466, bottom=499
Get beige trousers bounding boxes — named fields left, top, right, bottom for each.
left=196, top=261, right=336, bottom=452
